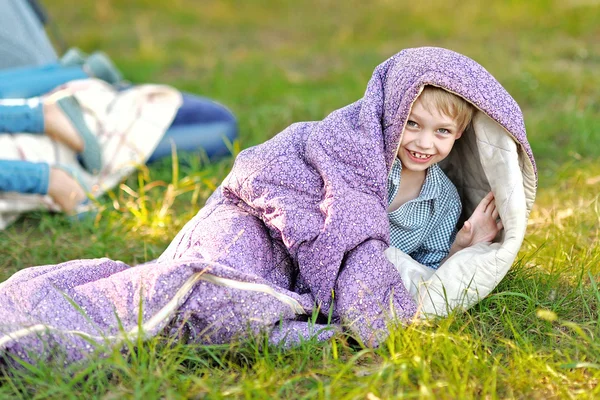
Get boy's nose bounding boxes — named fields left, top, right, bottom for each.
left=416, top=131, right=434, bottom=149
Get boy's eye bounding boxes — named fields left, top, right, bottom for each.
left=406, top=120, right=418, bottom=128
left=437, top=128, right=451, bottom=135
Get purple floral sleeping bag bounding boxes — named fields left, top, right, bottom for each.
left=0, top=47, right=536, bottom=365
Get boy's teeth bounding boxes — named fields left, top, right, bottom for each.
left=410, top=151, right=431, bottom=159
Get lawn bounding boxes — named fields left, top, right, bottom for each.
left=1, top=0, right=600, bottom=398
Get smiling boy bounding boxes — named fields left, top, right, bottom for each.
left=388, top=85, right=502, bottom=269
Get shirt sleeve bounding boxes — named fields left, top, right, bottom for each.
left=410, top=191, right=462, bottom=269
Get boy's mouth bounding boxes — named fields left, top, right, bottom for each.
left=408, top=150, right=433, bottom=160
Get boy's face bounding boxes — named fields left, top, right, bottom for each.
left=397, top=98, right=463, bottom=173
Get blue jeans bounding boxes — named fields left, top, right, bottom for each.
left=0, top=160, right=50, bottom=195
left=147, top=93, right=237, bottom=162
left=0, top=63, right=88, bottom=99
left=0, top=100, right=44, bottom=133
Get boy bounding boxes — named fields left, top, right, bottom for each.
left=388, top=85, right=502, bottom=269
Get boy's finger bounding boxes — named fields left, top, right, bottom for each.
left=496, top=220, right=503, bottom=230
left=492, top=207, right=499, bottom=219
left=485, top=202, right=493, bottom=214
left=478, top=192, right=494, bottom=211
left=484, top=197, right=495, bottom=214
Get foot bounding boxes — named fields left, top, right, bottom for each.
left=85, top=51, right=123, bottom=84
left=43, top=95, right=103, bottom=174
left=43, top=99, right=85, bottom=152
left=47, top=167, right=87, bottom=213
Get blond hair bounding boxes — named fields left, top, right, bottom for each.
left=417, top=85, right=475, bottom=134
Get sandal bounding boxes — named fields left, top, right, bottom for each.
left=56, top=96, right=103, bottom=175
left=61, top=48, right=123, bottom=85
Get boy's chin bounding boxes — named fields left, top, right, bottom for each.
left=404, top=164, right=430, bottom=173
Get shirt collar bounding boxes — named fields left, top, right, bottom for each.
left=389, top=158, right=442, bottom=202
left=419, top=163, right=442, bottom=201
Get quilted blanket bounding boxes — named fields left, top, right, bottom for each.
left=0, top=78, right=182, bottom=229
left=0, top=47, right=537, bottom=365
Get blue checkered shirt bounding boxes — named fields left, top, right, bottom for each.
left=387, top=158, right=461, bottom=270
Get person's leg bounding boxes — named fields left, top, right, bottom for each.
left=0, top=95, right=102, bottom=174
left=0, top=52, right=123, bottom=99
left=148, top=122, right=237, bottom=162
left=0, top=159, right=89, bottom=213
left=0, top=160, right=49, bottom=194
left=169, top=93, right=237, bottom=127
left=0, top=64, right=87, bottom=99
left=148, top=93, right=238, bottom=162
left=0, top=100, right=44, bottom=133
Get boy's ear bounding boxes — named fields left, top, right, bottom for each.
left=456, top=130, right=464, bottom=139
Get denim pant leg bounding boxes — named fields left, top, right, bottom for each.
left=148, top=93, right=238, bottom=162
left=0, top=100, right=44, bottom=133
left=0, top=63, right=87, bottom=99
left=0, top=160, right=49, bottom=194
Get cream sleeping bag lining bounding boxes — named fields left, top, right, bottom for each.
left=386, top=110, right=537, bottom=317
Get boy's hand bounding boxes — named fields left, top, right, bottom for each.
left=451, top=192, right=503, bottom=254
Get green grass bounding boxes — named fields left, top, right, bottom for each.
left=2, top=0, right=600, bottom=398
